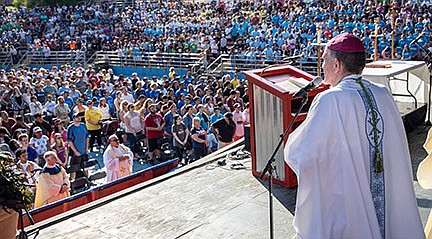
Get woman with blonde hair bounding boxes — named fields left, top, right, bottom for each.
left=51, top=133, right=68, bottom=168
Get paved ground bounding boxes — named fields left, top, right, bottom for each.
left=28, top=126, right=432, bottom=239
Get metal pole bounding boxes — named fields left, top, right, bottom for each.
left=269, top=167, right=274, bottom=239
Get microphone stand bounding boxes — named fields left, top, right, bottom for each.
left=260, top=92, right=309, bottom=239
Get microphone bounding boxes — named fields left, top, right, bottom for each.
left=409, top=32, right=425, bottom=47
left=293, top=76, right=323, bottom=98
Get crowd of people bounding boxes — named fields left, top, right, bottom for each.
left=1, top=0, right=432, bottom=64
left=0, top=63, right=249, bottom=208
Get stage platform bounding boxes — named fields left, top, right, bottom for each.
left=25, top=130, right=432, bottom=238
left=26, top=140, right=297, bottom=238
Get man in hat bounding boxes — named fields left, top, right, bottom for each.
left=29, top=126, right=50, bottom=167
left=284, top=33, right=423, bottom=238
left=67, top=113, right=89, bottom=180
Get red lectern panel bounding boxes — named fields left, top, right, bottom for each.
left=243, top=65, right=329, bottom=188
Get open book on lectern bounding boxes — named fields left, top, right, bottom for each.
left=274, top=77, right=311, bottom=94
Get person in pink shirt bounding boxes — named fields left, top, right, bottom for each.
left=232, top=103, right=244, bottom=141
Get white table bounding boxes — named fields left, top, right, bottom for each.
left=362, top=60, right=431, bottom=123
left=362, top=60, right=430, bottom=104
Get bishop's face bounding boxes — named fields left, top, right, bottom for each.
left=322, top=49, right=339, bottom=87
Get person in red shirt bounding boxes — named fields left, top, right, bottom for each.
left=323, top=27, right=333, bottom=40
left=144, top=104, right=165, bottom=165
left=226, top=90, right=236, bottom=112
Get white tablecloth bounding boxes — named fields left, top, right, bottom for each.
left=362, top=61, right=430, bottom=103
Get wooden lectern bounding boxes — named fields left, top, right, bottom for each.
left=243, top=65, right=329, bottom=188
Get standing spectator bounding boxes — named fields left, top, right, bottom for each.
left=0, top=127, right=11, bottom=145
left=29, top=126, right=50, bottom=167
left=195, top=104, right=210, bottom=130
left=15, top=148, right=40, bottom=193
left=203, top=97, right=215, bottom=116
left=29, top=95, right=44, bottom=117
left=67, top=113, right=89, bottom=180
left=30, top=113, right=52, bottom=137
left=98, top=98, right=111, bottom=120
left=226, top=90, right=237, bottom=112
left=120, top=86, right=134, bottom=103
left=43, top=94, right=56, bottom=123
left=114, top=92, right=123, bottom=114
left=124, top=103, right=145, bottom=155
left=144, top=104, right=165, bottom=164
left=133, top=95, right=146, bottom=111
left=172, top=115, right=191, bottom=164
left=54, top=96, right=71, bottom=126
left=103, top=135, right=133, bottom=182
left=182, top=104, right=195, bottom=130
left=10, top=116, right=30, bottom=137
left=232, top=103, right=244, bottom=141
left=191, top=117, right=208, bottom=160
left=34, top=85, right=46, bottom=104
left=242, top=102, right=250, bottom=125
left=50, top=119, right=67, bottom=144
left=164, top=104, right=177, bottom=141
left=134, top=81, right=146, bottom=99
left=69, top=85, right=81, bottom=102
left=72, top=98, right=87, bottom=122
left=0, top=111, right=16, bottom=133
left=18, top=133, right=38, bottom=163
left=84, top=100, right=103, bottom=151
left=63, top=91, right=75, bottom=109
left=51, top=132, right=68, bottom=169
left=10, top=87, right=26, bottom=117
left=211, top=112, right=235, bottom=149
left=34, top=151, right=70, bottom=208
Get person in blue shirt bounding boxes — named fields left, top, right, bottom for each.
left=18, top=134, right=38, bottom=163
left=401, top=44, right=413, bottom=60
left=175, top=82, right=188, bottom=99
left=66, top=113, right=89, bottom=180
left=195, top=104, right=210, bottom=131
left=182, top=105, right=195, bottom=130
left=63, top=91, right=75, bottom=110
left=190, top=117, right=207, bottom=160
left=146, top=83, right=161, bottom=100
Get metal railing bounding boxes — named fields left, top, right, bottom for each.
left=203, top=54, right=318, bottom=76
left=93, top=51, right=206, bottom=71
left=0, top=52, right=13, bottom=69
left=26, top=50, right=88, bottom=67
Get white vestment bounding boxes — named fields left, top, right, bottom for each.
left=284, top=76, right=424, bottom=239
left=103, top=144, right=133, bottom=182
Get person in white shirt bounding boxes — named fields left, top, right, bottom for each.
left=16, top=148, right=41, bottom=191
left=98, top=97, right=111, bottom=120
left=29, top=95, right=44, bottom=116
left=120, top=86, right=134, bottom=103
left=44, top=94, right=56, bottom=121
